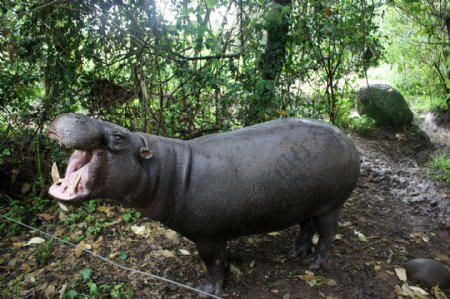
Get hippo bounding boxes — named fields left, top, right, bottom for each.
left=46, top=113, right=360, bottom=296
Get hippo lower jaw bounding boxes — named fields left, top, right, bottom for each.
left=49, top=149, right=102, bottom=202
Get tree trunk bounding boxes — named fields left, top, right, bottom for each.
left=245, top=0, right=292, bottom=125
left=445, top=16, right=450, bottom=110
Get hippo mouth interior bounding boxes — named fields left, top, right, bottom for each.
left=49, top=149, right=100, bottom=201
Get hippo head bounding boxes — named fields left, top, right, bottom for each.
left=45, top=113, right=152, bottom=203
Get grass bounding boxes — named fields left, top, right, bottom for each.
left=64, top=268, right=134, bottom=299
left=405, top=94, right=447, bottom=115
left=428, top=153, right=450, bottom=186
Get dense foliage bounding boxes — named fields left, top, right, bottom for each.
left=382, top=0, right=450, bottom=111
left=1, top=0, right=384, bottom=203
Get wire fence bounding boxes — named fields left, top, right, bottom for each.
left=0, top=213, right=222, bottom=299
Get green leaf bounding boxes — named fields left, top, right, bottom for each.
left=66, top=290, right=78, bottom=299
left=80, top=267, right=92, bottom=281
left=89, top=282, right=98, bottom=296
left=205, top=0, right=218, bottom=9
left=119, top=251, right=128, bottom=260
left=123, top=213, right=132, bottom=222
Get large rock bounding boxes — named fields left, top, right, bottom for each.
left=356, top=83, right=413, bottom=129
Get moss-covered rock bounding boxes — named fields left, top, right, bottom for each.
left=356, top=83, right=413, bottom=129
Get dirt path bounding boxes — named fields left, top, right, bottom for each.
left=1, top=131, right=449, bottom=298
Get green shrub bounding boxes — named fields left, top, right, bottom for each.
left=428, top=153, right=450, bottom=186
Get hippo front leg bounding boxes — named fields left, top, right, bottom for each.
left=194, top=240, right=227, bottom=297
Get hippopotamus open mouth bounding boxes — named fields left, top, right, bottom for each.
left=48, top=150, right=99, bottom=202
left=45, top=114, right=109, bottom=202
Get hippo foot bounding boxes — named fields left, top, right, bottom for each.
left=307, top=253, right=329, bottom=271
left=194, top=278, right=223, bottom=297
left=284, top=244, right=310, bottom=260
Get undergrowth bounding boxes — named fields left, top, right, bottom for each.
left=428, top=153, right=450, bottom=186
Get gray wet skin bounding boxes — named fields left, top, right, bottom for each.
left=46, top=113, right=360, bottom=296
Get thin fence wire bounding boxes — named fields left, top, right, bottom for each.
left=0, top=213, right=222, bottom=299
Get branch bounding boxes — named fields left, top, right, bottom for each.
left=31, top=0, right=66, bottom=11
left=174, top=52, right=242, bottom=61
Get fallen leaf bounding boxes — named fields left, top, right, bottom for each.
left=312, top=233, right=319, bottom=245
left=59, top=284, right=68, bottom=299
left=21, top=263, right=32, bottom=273
left=21, top=183, right=31, bottom=194
left=11, top=169, right=19, bottom=183
left=230, top=264, right=243, bottom=278
left=334, top=234, right=343, bottom=240
left=432, top=285, right=448, bottom=299
left=164, top=230, right=179, bottom=243
left=106, top=218, right=122, bottom=227
left=74, top=241, right=86, bottom=258
left=354, top=230, right=368, bottom=242
left=179, top=249, right=190, bottom=255
left=326, top=279, right=337, bottom=286
left=397, top=283, right=428, bottom=298
left=394, top=285, right=404, bottom=296
left=92, top=236, right=103, bottom=250
left=395, top=267, right=407, bottom=282
left=409, top=285, right=428, bottom=296
left=131, top=225, right=146, bottom=236
left=297, top=274, right=321, bottom=286
left=58, top=211, right=66, bottom=221
left=159, top=249, right=175, bottom=258
left=58, top=202, right=69, bottom=212
left=98, top=206, right=114, bottom=217
left=37, top=213, right=55, bottom=221
left=24, top=237, right=45, bottom=246
left=339, top=221, right=352, bottom=227
left=267, top=231, right=280, bottom=237
left=44, top=285, right=57, bottom=298
left=297, top=274, right=316, bottom=282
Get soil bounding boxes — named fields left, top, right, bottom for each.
left=1, top=118, right=449, bottom=299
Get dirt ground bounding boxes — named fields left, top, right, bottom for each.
left=1, top=117, right=449, bottom=298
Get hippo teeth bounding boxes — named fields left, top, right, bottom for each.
left=51, top=162, right=60, bottom=183
left=69, top=174, right=82, bottom=195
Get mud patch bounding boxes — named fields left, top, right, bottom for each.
left=420, top=112, right=450, bottom=147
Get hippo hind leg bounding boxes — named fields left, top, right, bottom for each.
left=286, top=218, right=316, bottom=259
left=194, top=240, right=227, bottom=297
left=286, top=207, right=341, bottom=270
left=308, top=207, right=341, bottom=270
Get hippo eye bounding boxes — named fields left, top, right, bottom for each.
left=113, top=132, right=125, bottom=143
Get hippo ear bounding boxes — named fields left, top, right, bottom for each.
left=139, top=134, right=153, bottom=159
left=140, top=147, right=153, bottom=159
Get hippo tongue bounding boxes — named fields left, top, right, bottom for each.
left=49, top=150, right=92, bottom=201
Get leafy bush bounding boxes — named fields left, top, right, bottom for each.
left=428, top=153, right=450, bottom=186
